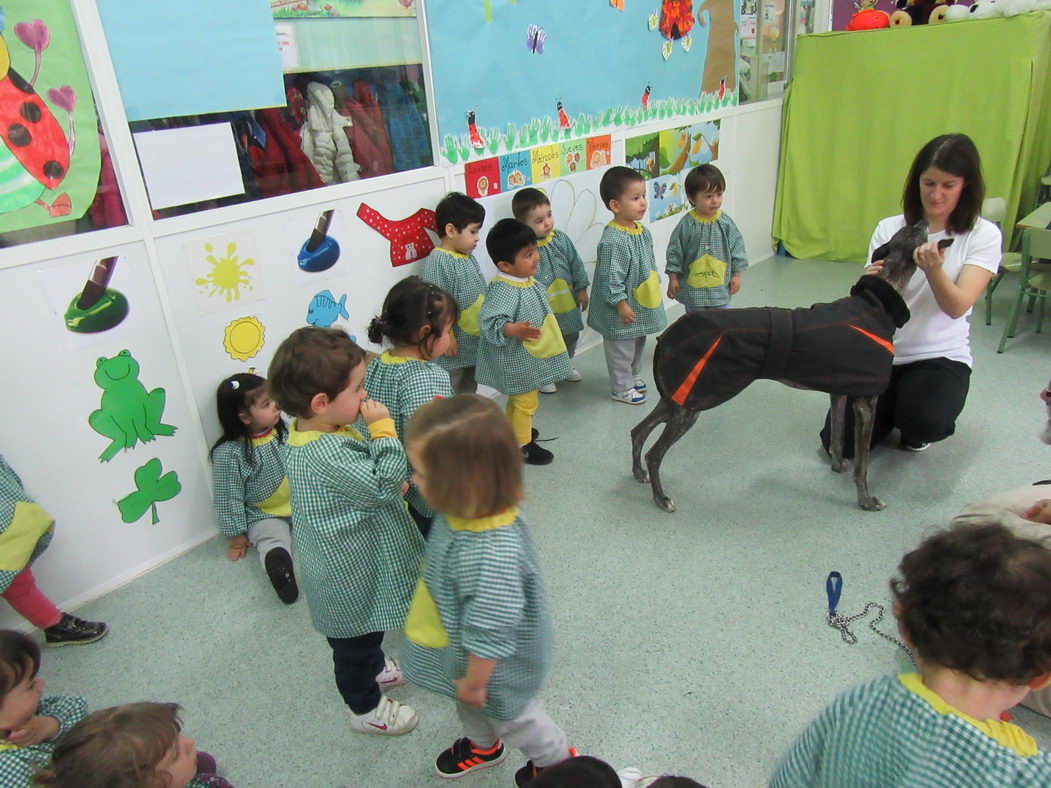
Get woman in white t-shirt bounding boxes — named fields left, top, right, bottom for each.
left=821, top=133, right=1001, bottom=456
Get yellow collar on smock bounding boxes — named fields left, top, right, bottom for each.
left=446, top=508, right=519, bottom=532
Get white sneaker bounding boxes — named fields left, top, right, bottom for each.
left=349, top=695, right=418, bottom=735
left=633, top=377, right=648, bottom=393
left=539, top=383, right=557, bottom=394
left=618, top=767, right=643, bottom=787
left=612, top=389, right=646, bottom=405
left=376, top=655, right=404, bottom=689
left=564, top=368, right=583, bottom=382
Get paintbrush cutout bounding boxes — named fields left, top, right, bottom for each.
left=76, top=256, right=118, bottom=309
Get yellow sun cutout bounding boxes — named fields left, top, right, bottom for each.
left=223, top=316, right=265, bottom=362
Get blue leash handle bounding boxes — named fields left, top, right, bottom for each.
left=826, top=571, right=843, bottom=616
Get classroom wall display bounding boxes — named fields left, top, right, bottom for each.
left=305, top=289, right=350, bottom=328
left=627, top=120, right=719, bottom=179
left=464, top=135, right=614, bottom=200
left=271, top=0, right=417, bottom=18
left=426, top=1, right=738, bottom=164
left=0, top=1, right=101, bottom=234
left=649, top=174, right=684, bottom=222
left=184, top=233, right=266, bottom=314
left=89, top=349, right=178, bottom=463
left=222, top=316, right=267, bottom=362
left=355, top=203, right=436, bottom=267
left=117, top=458, right=182, bottom=525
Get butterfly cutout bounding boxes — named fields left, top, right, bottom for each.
left=526, top=24, right=547, bottom=54
left=653, top=181, right=668, bottom=200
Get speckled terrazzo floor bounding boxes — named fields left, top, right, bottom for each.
left=38, top=257, right=1051, bottom=788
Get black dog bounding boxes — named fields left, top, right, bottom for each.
left=631, top=221, right=952, bottom=512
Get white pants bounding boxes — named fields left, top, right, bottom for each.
left=247, top=517, right=292, bottom=571
left=603, top=337, right=646, bottom=393
left=457, top=697, right=569, bottom=768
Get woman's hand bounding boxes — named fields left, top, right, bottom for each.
left=913, top=241, right=946, bottom=273
left=865, top=260, right=885, bottom=276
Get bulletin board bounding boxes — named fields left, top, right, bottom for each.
left=425, top=0, right=739, bottom=164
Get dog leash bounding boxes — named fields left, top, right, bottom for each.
left=826, top=571, right=915, bottom=665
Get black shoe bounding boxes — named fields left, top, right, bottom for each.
left=521, top=441, right=553, bottom=465
left=531, top=427, right=539, bottom=441
left=264, top=548, right=298, bottom=604
left=514, top=749, right=579, bottom=786
left=44, top=613, right=108, bottom=647
left=899, top=437, right=931, bottom=452
left=434, top=737, right=507, bottom=778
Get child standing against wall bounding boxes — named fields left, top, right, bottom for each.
left=511, top=188, right=590, bottom=394
left=665, top=165, right=748, bottom=312
left=477, top=219, right=572, bottom=466
left=402, top=395, right=576, bottom=785
left=0, top=630, right=86, bottom=786
left=365, top=276, right=459, bottom=537
left=209, top=373, right=297, bottom=605
left=0, top=455, right=107, bottom=647
left=588, top=167, right=667, bottom=405
left=771, top=524, right=1051, bottom=785
left=421, top=192, right=487, bottom=395
left=268, top=327, right=424, bottom=736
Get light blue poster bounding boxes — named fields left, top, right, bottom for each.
left=426, top=0, right=739, bottom=164
left=98, top=0, right=286, bottom=121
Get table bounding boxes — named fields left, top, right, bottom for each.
left=1018, top=202, right=1051, bottom=230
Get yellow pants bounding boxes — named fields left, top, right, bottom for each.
left=506, top=390, right=539, bottom=446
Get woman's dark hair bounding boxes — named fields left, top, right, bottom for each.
left=902, top=133, right=984, bottom=235
left=486, top=218, right=537, bottom=268
left=209, top=373, right=285, bottom=464
left=367, top=276, right=459, bottom=358
left=436, top=191, right=485, bottom=236
left=892, top=524, right=1051, bottom=684
left=0, top=630, right=40, bottom=697
left=683, top=164, right=725, bottom=200
left=33, top=702, right=182, bottom=788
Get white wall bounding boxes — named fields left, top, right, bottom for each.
left=0, top=3, right=783, bottom=627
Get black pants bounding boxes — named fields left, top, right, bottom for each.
left=820, top=357, right=971, bottom=459
left=407, top=503, right=433, bottom=539
left=327, top=631, right=384, bottom=714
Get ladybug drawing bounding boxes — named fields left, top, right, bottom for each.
left=556, top=100, right=570, bottom=131
left=0, top=9, right=75, bottom=218
left=649, top=0, right=695, bottom=60
left=641, top=84, right=651, bottom=110
left=467, top=110, right=484, bottom=149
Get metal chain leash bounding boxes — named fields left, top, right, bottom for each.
left=826, top=572, right=915, bottom=666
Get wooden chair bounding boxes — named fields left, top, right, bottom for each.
left=998, top=227, right=1051, bottom=352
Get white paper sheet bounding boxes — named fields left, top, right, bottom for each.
left=133, top=124, right=246, bottom=211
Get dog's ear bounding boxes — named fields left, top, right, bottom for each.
left=870, top=241, right=892, bottom=264
left=936, top=239, right=954, bottom=250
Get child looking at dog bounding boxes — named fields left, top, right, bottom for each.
left=512, top=188, right=590, bottom=394
left=35, top=702, right=233, bottom=788
left=209, top=373, right=297, bottom=605
left=421, top=192, right=487, bottom=394
left=365, top=276, right=458, bottom=536
left=477, top=219, right=573, bottom=465
left=401, top=395, right=576, bottom=785
left=665, top=164, right=748, bottom=312
left=588, top=166, right=667, bottom=405
left=770, top=523, right=1051, bottom=786
left=0, top=631, right=86, bottom=786
left=267, top=327, right=424, bottom=737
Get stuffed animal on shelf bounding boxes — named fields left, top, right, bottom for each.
left=892, top=0, right=956, bottom=24
left=846, top=0, right=891, bottom=29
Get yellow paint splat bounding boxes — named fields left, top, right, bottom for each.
left=195, top=242, right=256, bottom=303
left=223, top=316, right=265, bottom=362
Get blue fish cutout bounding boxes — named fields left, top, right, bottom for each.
left=306, top=290, right=349, bottom=328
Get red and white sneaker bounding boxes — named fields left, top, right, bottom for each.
left=349, top=695, right=418, bottom=736
left=376, top=655, right=405, bottom=689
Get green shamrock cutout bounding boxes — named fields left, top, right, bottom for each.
left=117, top=458, right=182, bottom=524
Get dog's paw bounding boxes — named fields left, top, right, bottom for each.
left=655, top=495, right=677, bottom=513
left=633, top=466, right=650, bottom=483
left=859, top=496, right=886, bottom=511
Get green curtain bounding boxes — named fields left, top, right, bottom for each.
left=772, top=12, right=1051, bottom=263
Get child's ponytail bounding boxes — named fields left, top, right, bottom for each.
left=210, top=373, right=268, bottom=463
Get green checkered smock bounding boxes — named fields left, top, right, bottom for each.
left=0, top=455, right=54, bottom=595
left=476, top=276, right=572, bottom=396
left=0, top=694, right=86, bottom=786
left=285, top=419, right=423, bottom=639
left=536, top=230, right=589, bottom=336
left=209, top=430, right=290, bottom=538
left=421, top=248, right=487, bottom=371
left=401, top=509, right=553, bottom=721
left=587, top=222, right=667, bottom=340
left=364, top=351, right=453, bottom=516
left=665, top=210, right=748, bottom=309
left=771, top=673, right=1051, bottom=787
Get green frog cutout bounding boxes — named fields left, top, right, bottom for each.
left=89, top=350, right=177, bottom=462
